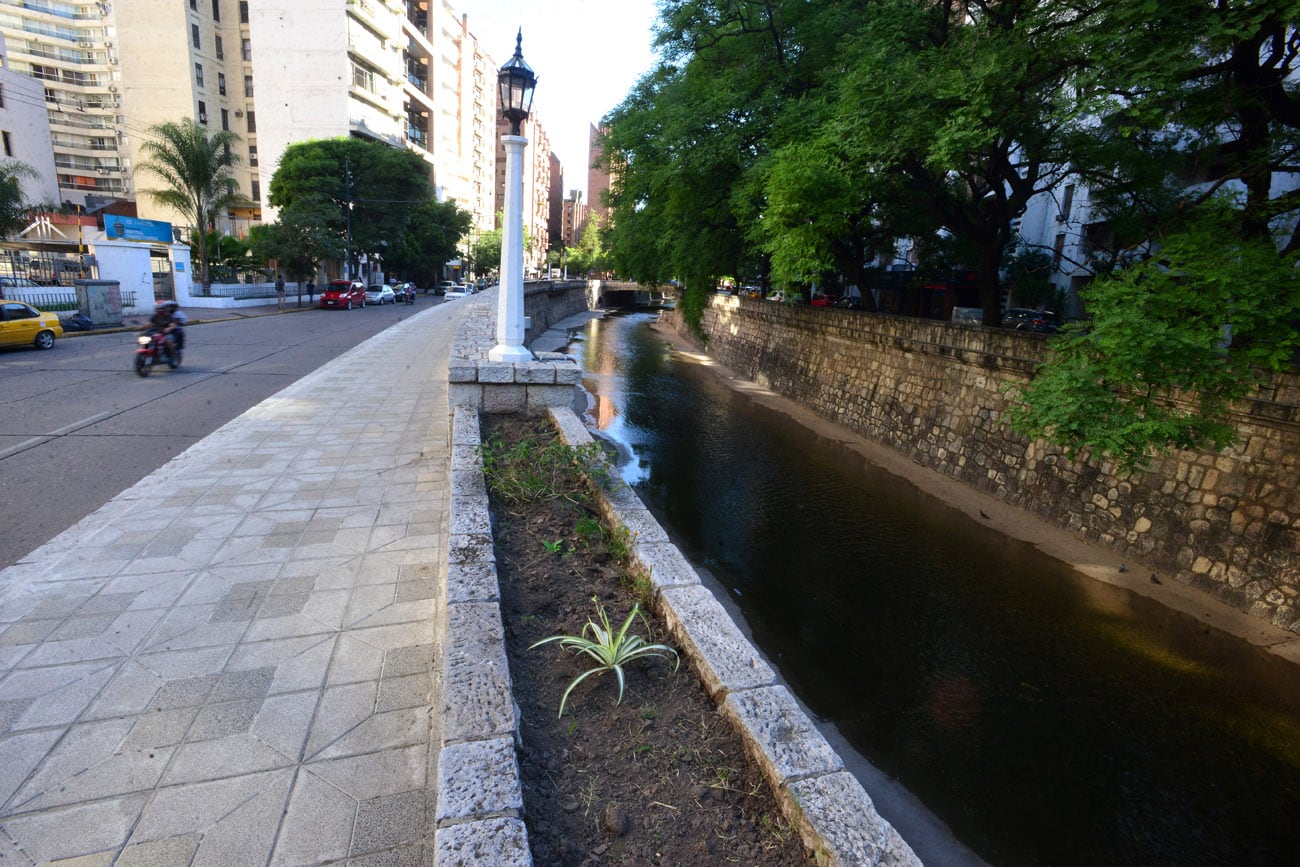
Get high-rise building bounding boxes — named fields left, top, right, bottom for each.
left=0, top=34, right=59, bottom=207
left=586, top=122, right=610, bottom=224
left=0, top=0, right=128, bottom=208
left=560, top=189, right=586, bottom=247
left=495, top=111, right=552, bottom=277
left=0, top=0, right=509, bottom=247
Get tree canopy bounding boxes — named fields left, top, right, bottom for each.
left=268, top=137, right=468, bottom=283
left=603, top=0, right=1300, bottom=466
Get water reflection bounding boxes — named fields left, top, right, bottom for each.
left=570, top=311, right=1300, bottom=867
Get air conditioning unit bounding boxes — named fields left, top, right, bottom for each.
left=235, top=110, right=243, bottom=117
left=104, top=41, right=112, bottom=48
left=107, top=84, right=117, bottom=92
left=1055, top=213, right=1066, bottom=222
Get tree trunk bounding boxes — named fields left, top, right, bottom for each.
left=977, top=242, right=1004, bottom=328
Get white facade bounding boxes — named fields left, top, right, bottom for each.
left=0, top=0, right=124, bottom=206
left=0, top=35, right=59, bottom=206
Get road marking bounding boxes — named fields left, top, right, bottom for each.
left=0, top=411, right=114, bottom=461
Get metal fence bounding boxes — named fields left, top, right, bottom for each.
left=6, top=290, right=137, bottom=312
left=204, top=283, right=281, bottom=300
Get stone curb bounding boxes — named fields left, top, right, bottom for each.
left=434, top=293, right=922, bottom=865
left=547, top=405, right=923, bottom=867
left=434, top=407, right=532, bottom=866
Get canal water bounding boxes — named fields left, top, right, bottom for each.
left=568, top=311, right=1300, bottom=867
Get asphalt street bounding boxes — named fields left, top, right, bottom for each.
left=0, top=297, right=445, bottom=569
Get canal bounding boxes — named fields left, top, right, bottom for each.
left=568, top=310, right=1300, bottom=867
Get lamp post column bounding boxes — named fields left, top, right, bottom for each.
left=490, top=133, right=531, bottom=362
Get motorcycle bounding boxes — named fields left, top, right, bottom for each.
left=135, top=329, right=182, bottom=377
left=402, top=283, right=416, bottom=304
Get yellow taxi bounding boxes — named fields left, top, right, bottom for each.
left=0, top=299, right=64, bottom=350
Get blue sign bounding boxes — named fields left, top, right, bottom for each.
left=108, top=215, right=174, bottom=243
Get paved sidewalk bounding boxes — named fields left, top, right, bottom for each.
left=0, top=303, right=461, bottom=865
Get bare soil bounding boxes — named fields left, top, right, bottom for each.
left=482, top=413, right=811, bottom=867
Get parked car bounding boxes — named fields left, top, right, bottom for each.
left=833, top=295, right=864, bottom=311
left=0, top=300, right=63, bottom=350
left=0, top=276, right=43, bottom=291
left=435, top=280, right=458, bottom=296
left=365, top=284, right=397, bottom=305
left=319, top=279, right=367, bottom=310
left=1002, top=307, right=1060, bottom=333
left=443, top=285, right=470, bottom=300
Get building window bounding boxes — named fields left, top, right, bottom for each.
left=0, top=84, right=5, bottom=108
left=1060, top=183, right=1076, bottom=221
left=198, top=101, right=208, bottom=124
left=221, top=108, right=229, bottom=130
left=195, top=63, right=204, bottom=88
left=246, top=110, right=255, bottom=133
left=1052, top=232, right=1066, bottom=267
left=351, top=60, right=376, bottom=92
left=241, top=38, right=251, bottom=61
left=215, top=35, right=223, bottom=59
left=191, top=23, right=200, bottom=49
left=218, top=72, right=226, bottom=95
left=189, top=0, right=197, bottom=8
left=248, top=144, right=257, bottom=166
left=1, top=131, right=11, bottom=157
left=244, top=75, right=254, bottom=97
left=239, top=1, right=248, bottom=24
left=212, top=0, right=221, bottom=21
left=250, top=179, right=260, bottom=202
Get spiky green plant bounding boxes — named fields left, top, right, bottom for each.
left=530, top=597, right=679, bottom=717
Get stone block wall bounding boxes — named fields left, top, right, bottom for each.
left=675, top=296, right=1300, bottom=633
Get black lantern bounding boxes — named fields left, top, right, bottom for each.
left=497, top=30, right=537, bottom=136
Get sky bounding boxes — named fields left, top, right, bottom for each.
left=461, top=0, right=662, bottom=198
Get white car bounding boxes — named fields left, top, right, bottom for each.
left=443, top=285, right=470, bottom=299
left=365, top=284, right=397, bottom=305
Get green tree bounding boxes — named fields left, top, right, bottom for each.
left=1012, top=2, right=1300, bottom=464
left=1008, top=204, right=1300, bottom=469
left=472, top=228, right=502, bottom=275
left=137, top=118, right=245, bottom=289
left=385, top=198, right=472, bottom=287
left=268, top=137, right=435, bottom=278
left=0, top=160, right=38, bottom=239
left=251, top=198, right=346, bottom=300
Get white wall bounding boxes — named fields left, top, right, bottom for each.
left=92, top=239, right=157, bottom=313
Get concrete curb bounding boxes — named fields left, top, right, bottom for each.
left=431, top=396, right=923, bottom=866
left=60, top=305, right=312, bottom=337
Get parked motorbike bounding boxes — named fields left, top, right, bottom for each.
left=403, top=283, right=416, bottom=304
left=135, top=329, right=181, bottom=377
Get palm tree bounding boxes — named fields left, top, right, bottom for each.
left=137, top=119, right=245, bottom=290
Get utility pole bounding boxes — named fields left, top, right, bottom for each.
left=345, top=157, right=354, bottom=279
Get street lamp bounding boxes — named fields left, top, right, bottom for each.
left=489, top=30, right=537, bottom=362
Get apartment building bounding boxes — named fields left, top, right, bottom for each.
left=0, top=0, right=127, bottom=207
left=0, top=34, right=59, bottom=207
left=560, top=189, right=585, bottom=247
left=0, top=0, right=509, bottom=250
left=586, top=122, right=609, bottom=224
left=495, top=112, right=551, bottom=276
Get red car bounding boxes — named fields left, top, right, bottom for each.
left=319, top=279, right=366, bottom=309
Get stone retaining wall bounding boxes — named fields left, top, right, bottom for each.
left=675, top=296, right=1300, bottom=633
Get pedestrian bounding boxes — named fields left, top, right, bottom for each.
left=306, top=279, right=315, bottom=305
left=275, top=275, right=286, bottom=310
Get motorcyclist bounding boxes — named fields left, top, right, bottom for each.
left=168, top=301, right=188, bottom=352
left=144, top=300, right=179, bottom=353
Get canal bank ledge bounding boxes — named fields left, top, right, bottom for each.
left=436, top=293, right=921, bottom=866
